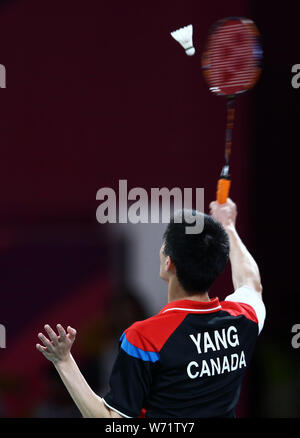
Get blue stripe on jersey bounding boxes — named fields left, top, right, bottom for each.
left=120, top=332, right=160, bottom=363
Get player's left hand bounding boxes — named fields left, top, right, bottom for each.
left=36, top=324, right=77, bottom=364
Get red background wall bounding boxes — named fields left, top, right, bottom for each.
left=0, top=0, right=258, bottom=417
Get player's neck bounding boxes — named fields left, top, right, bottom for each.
left=167, top=276, right=210, bottom=303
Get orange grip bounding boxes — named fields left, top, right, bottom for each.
left=217, top=178, right=231, bottom=204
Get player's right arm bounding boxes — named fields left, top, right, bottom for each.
left=209, top=198, right=262, bottom=295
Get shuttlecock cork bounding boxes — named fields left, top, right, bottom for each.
left=170, top=24, right=195, bottom=56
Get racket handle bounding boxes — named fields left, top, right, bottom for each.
left=217, top=178, right=231, bottom=204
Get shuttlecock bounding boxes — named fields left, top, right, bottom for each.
left=170, top=24, right=195, bottom=56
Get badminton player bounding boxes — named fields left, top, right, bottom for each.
left=36, top=198, right=265, bottom=418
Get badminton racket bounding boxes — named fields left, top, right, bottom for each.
left=201, top=17, right=263, bottom=203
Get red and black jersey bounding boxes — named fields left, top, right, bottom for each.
left=103, top=286, right=266, bottom=418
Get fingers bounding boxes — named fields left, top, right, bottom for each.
left=209, top=201, right=219, bottom=217
left=44, top=324, right=59, bottom=346
left=37, top=324, right=76, bottom=352
left=67, top=326, right=77, bottom=340
left=36, top=343, right=51, bottom=355
left=36, top=343, right=47, bottom=352
left=56, top=324, right=67, bottom=340
left=36, top=343, right=54, bottom=361
left=210, top=199, right=235, bottom=211
left=36, top=324, right=77, bottom=364
left=38, top=332, right=55, bottom=352
left=209, top=201, right=217, bottom=210
left=228, top=198, right=237, bottom=212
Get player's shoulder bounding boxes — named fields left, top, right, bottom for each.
left=128, top=312, right=160, bottom=329
left=221, top=285, right=266, bottom=334
left=124, top=310, right=186, bottom=352
left=221, top=299, right=258, bottom=323
left=125, top=313, right=160, bottom=338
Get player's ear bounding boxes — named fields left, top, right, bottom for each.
left=165, top=256, right=175, bottom=272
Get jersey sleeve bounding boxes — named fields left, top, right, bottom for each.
left=225, top=285, right=266, bottom=334
left=102, top=327, right=160, bottom=418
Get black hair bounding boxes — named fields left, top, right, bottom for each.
left=163, top=209, right=229, bottom=294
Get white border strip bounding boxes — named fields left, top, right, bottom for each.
left=162, top=305, right=221, bottom=314
left=102, top=398, right=132, bottom=418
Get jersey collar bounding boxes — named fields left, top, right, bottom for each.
left=159, top=297, right=221, bottom=315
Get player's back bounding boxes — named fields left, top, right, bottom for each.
left=146, top=303, right=256, bottom=417
left=103, top=286, right=266, bottom=418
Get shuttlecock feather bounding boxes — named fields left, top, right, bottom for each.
left=170, top=24, right=195, bottom=56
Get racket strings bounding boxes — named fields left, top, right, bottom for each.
left=201, top=17, right=262, bottom=204
left=204, top=21, right=260, bottom=95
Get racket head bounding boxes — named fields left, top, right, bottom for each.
left=201, top=17, right=263, bottom=96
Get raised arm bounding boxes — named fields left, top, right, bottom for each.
left=36, top=324, right=122, bottom=418
left=209, top=198, right=262, bottom=295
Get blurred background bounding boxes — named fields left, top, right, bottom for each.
left=0, top=0, right=299, bottom=418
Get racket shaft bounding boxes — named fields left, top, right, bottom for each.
left=217, top=178, right=231, bottom=204
left=225, top=98, right=236, bottom=161
left=218, top=98, right=235, bottom=204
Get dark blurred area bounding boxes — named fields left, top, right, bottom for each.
left=248, top=0, right=300, bottom=417
left=0, top=0, right=298, bottom=418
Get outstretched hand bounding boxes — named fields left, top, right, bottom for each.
left=36, top=324, right=77, bottom=364
left=209, top=198, right=237, bottom=229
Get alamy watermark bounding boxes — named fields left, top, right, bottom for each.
left=0, top=64, right=6, bottom=88
left=0, top=324, right=6, bottom=348
left=291, top=324, right=300, bottom=348
left=291, top=64, right=300, bottom=88
left=96, top=180, right=204, bottom=234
